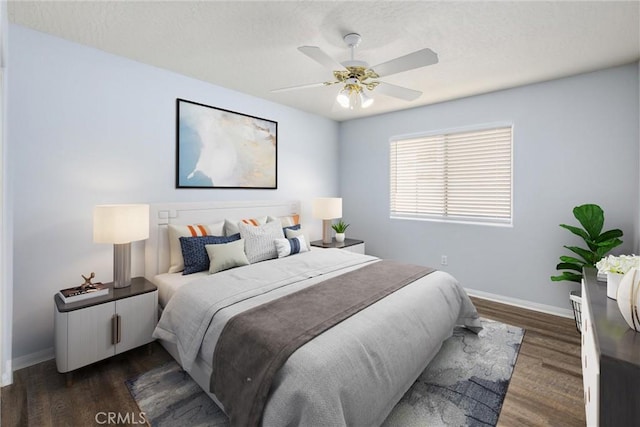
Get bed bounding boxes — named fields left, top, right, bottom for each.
left=145, top=200, right=482, bottom=426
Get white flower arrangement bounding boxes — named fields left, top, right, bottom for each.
left=596, top=254, right=640, bottom=275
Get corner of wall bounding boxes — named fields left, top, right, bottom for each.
left=1, top=0, right=12, bottom=386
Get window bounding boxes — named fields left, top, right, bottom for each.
left=390, top=125, right=512, bottom=225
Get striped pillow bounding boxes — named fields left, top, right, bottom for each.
left=224, top=217, right=269, bottom=236
left=167, top=222, right=224, bottom=273
left=275, top=236, right=309, bottom=258
left=285, top=227, right=311, bottom=251
left=239, top=220, right=284, bottom=263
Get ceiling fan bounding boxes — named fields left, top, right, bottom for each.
left=271, top=33, right=438, bottom=110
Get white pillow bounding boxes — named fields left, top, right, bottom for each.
left=285, top=227, right=311, bottom=251
left=239, top=220, right=284, bottom=263
left=267, top=215, right=300, bottom=228
left=205, top=239, right=250, bottom=274
left=167, top=222, right=224, bottom=273
left=275, top=236, right=309, bottom=258
left=224, top=216, right=269, bottom=236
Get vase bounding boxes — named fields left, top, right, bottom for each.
left=606, top=272, right=624, bottom=300
left=335, top=233, right=345, bottom=243
left=616, top=268, right=640, bottom=331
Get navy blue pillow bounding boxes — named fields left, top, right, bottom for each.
left=283, top=224, right=301, bottom=232
left=180, top=233, right=241, bottom=275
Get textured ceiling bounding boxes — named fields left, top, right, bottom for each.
left=8, top=1, right=640, bottom=121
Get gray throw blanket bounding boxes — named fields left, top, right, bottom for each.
left=210, top=260, right=435, bottom=427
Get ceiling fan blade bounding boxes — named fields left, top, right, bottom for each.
left=271, top=81, right=332, bottom=93
left=298, top=46, right=346, bottom=71
left=375, top=82, right=422, bottom=101
left=371, top=48, right=438, bottom=77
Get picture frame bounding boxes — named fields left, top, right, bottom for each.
left=176, top=98, right=278, bottom=189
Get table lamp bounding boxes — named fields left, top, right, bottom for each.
left=94, top=204, right=149, bottom=288
left=313, top=198, right=342, bottom=244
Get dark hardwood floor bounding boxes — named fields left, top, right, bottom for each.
left=1, top=344, right=173, bottom=427
left=1, top=297, right=585, bottom=426
left=471, top=297, right=585, bottom=427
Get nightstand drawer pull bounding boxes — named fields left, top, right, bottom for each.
left=116, top=314, right=121, bottom=344
left=111, top=314, right=122, bottom=345
left=111, top=315, right=118, bottom=345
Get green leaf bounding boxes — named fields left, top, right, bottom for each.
left=559, top=224, right=590, bottom=240
left=583, top=239, right=599, bottom=252
left=596, top=229, right=624, bottom=243
left=573, top=204, right=604, bottom=240
left=564, top=245, right=597, bottom=265
left=595, top=239, right=624, bottom=258
left=559, top=255, right=587, bottom=265
left=550, top=272, right=583, bottom=283
left=595, top=237, right=623, bottom=248
left=556, top=262, right=583, bottom=272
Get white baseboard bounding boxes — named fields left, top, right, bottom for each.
left=12, top=347, right=54, bottom=373
left=465, top=288, right=574, bottom=319
left=1, top=360, right=12, bottom=386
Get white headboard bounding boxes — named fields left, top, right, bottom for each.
left=145, top=200, right=301, bottom=279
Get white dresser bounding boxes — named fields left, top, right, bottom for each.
left=581, top=268, right=640, bottom=426
left=580, top=278, right=599, bottom=425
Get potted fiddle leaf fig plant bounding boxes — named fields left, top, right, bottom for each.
left=331, top=220, right=350, bottom=243
left=551, top=203, right=623, bottom=283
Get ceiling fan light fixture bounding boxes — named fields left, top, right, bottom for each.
left=359, top=90, right=374, bottom=108
left=336, top=88, right=351, bottom=108
left=337, top=83, right=373, bottom=110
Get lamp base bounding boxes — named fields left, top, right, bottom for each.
left=113, top=243, right=132, bottom=288
left=322, top=219, right=333, bottom=244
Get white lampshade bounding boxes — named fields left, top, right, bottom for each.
left=360, top=91, right=374, bottom=108
left=94, top=204, right=149, bottom=244
left=336, top=89, right=350, bottom=109
left=313, top=198, right=342, bottom=219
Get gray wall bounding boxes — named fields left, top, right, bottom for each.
left=7, top=24, right=339, bottom=362
left=339, top=63, right=640, bottom=311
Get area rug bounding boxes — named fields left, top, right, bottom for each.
left=126, top=318, right=523, bottom=427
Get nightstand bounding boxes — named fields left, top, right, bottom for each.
left=310, top=238, right=365, bottom=255
left=54, top=277, right=158, bottom=381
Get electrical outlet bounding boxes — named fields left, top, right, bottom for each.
left=441, top=255, right=448, bottom=266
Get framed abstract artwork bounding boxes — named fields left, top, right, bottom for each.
left=176, top=98, right=278, bottom=189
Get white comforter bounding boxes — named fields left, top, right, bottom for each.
left=153, top=249, right=482, bottom=426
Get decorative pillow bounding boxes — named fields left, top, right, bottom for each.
left=168, top=222, right=225, bottom=273
left=285, top=227, right=311, bottom=251
left=239, top=220, right=284, bottom=263
left=180, top=234, right=240, bottom=275
left=224, top=217, right=269, bottom=236
left=205, top=239, right=250, bottom=274
left=267, top=215, right=300, bottom=228
left=275, top=235, right=309, bottom=258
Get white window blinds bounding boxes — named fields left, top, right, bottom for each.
left=390, top=126, right=512, bottom=225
